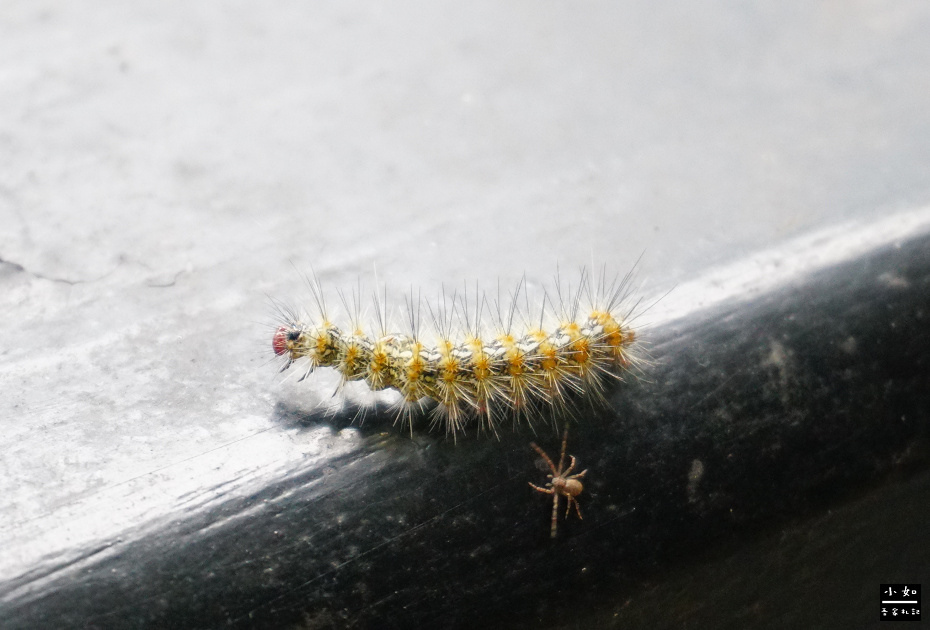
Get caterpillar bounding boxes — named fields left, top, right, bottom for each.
left=270, top=267, right=641, bottom=436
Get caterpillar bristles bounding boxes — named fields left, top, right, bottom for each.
left=270, top=267, right=643, bottom=438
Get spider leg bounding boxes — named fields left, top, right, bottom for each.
left=528, top=482, right=554, bottom=494
left=567, top=495, right=584, bottom=520
left=557, top=428, right=569, bottom=473
left=563, top=454, right=577, bottom=476
left=530, top=442, right=558, bottom=476
left=568, top=469, right=588, bottom=480
left=550, top=493, right=559, bottom=538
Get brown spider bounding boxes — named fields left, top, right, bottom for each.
left=529, top=428, right=588, bottom=538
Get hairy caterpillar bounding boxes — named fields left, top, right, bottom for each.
left=270, top=267, right=641, bottom=436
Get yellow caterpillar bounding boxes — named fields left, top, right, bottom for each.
left=271, top=268, right=640, bottom=436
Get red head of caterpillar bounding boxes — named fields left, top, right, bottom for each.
left=270, top=267, right=643, bottom=436
left=272, top=326, right=291, bottom=356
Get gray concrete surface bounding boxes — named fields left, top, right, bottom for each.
left=2, top=0, right=929, bottom=616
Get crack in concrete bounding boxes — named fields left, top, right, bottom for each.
left=146, top=270, right=183, bottom=288
left=0, top=255, right=117, bottom=285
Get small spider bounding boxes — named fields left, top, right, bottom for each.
left=529, top=428, right=588, bottom=538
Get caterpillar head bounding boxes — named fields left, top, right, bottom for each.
left=273, top=325, right=302, bottom=359
left=273, top=322, right=343, bottom=369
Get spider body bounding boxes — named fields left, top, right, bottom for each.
left=529, top=429, right=588, bottom=538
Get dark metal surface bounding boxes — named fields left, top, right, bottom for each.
left=5, top=217, right=929, bottom=629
